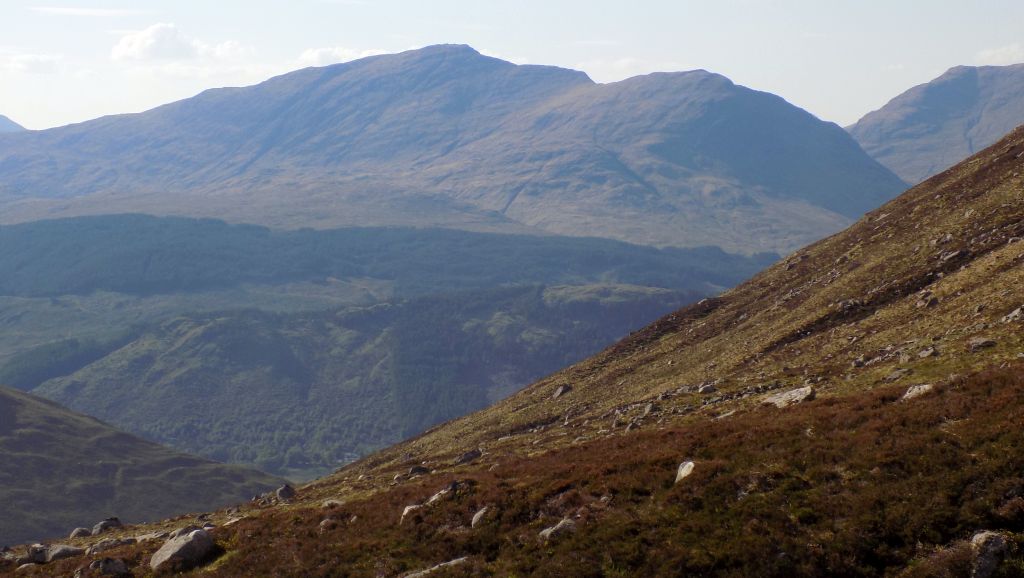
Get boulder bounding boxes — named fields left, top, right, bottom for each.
left=452, top=449, right=481, bottom=466
left=471, top=507, right=490, bottom=528
left=45, top=544, right=84, bottom=562
left=169, top=525, right=201, bottom=539
left=901, top=383, right=935, bottom=401
left=764, top=387, right=815, bottom=408
left=884, top=368, right=911, bottom=382
left=408, top=465, right=430, bottom=476
left=400, top=505, right=423, bottom=525
left=405, top=557, right=469, bottom=578
left=86, top=537, right=135, bottom=556
left=539, top=518, right=576, bottom=542
left=275, top=484, right=297, bottom=501
left=971, top=531, right=1007, bottom=578
left=80, top=558, right=130, bottom=577
left=69, top=527, right=92, bottom=539
left=675, top=461, right=696, bottom=484
left=91, top=517, right=123, bottom=535
left=1002, top=307, right=1022, bottom=323
left=20, top=544, right=47, bottom=565
left=149, top=529, right=216, bottom=573
left=698, top=384, right=717, bottom=394
left=968, top=337, right=997, bottom=352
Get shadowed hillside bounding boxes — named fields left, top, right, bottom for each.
left=0, top=386, right=283, bottom=547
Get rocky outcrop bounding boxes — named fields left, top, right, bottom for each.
left=764, top=387, right=816, bottom=408
left=538, top=518, right=576, bottom=542
left=901, top=383, right=935, bottom=401
left=970, top=531, right=1007, bottom=578
left=149, top=529, right=216, bottom=573
left=675, top=461, right=696, bottom=484
left=404, top=556, right=469, bottom=577
left=91, top=518, right=123, bottom=535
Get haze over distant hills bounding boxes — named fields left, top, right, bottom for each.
left=0, top=45, right=905, bottom=254
left=850, top=63, right=1024, bottom=184
left=0, top=385, right=282, bottom=545
left=0, top=115, right=23, bottom=133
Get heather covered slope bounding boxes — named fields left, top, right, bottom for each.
left=0, top=386, right=283, bottom=546
left=8, top=129, right=1023, bottom=577
left=0, top=45, right=905, bottom=253
left=850, top=63, right=1024, bottom=184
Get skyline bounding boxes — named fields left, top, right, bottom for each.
left=1, top=0, right=1023, bottom=130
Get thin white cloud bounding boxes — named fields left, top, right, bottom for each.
left=297, top=46, right=388, bottom=67
left=30, top=6, right=146, bottom=17
left=0, top=52, right=63, bottom=74
left=111, top=23, right=253, bottom=62
left=976, top=43, right=1024, bottom=65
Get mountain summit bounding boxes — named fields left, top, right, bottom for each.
left=0, top=45, right=905, bottom=253
left=850, top=63, right=1024, bottom=183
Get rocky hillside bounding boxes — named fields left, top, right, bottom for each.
left=850, top=63, right=1024, bottom=184
left=0, top=45, right=905, bottom=253
left=0, top=386, right=282, bottom=547
left=0, top=115, right=22, bottom=133
left=6, top=132, right=1023, bottom=576
left=27, top=285, right=696, bottom=480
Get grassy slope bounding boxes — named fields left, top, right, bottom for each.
left=0, top=386, right=284, bottom=547
left=6, top=129, right=1024, bottom=576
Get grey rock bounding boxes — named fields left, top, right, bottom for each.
left=400, top=505, right=423, bottom=525
left=276, top=484, right=296, bottom=501
left=1002, top=306, right=1022, bottom=323
left=405, top=557, right=470, bottom=578
left=918, top=346, right=938, bottom=358
left=552, top=385, right=573, bottom=399
left=971, top=531, right=1007, bottom=578
left=675, top=461, right=696, bottom=484
left=453, top=449, right=481, bottom=466
left=764, top=386, right=816, bottom=408
left=169, top=525, right=201, bottom=539
left=408, top=465, right=430, bottom=476
left=968, top=337, right=997, bottom=352
left=70, top=527, right=92, bottom=539
left=884, top=368, right=911, bottom=382
left=697, top=384, right=717, bottom=394
left=539, top=518, right=576, bottom=542
left=471, top=507, right=490, bottom=528
left=88, top=537, right=136, bottom=555
left=45, top=544, right=84, bottom=562
left=149, top=529, right=216, bottom=573
left=91, top=517, right=122, bottom=535
left=901, top=383, right=935, bottom=401
left=79, top=558, right=131, bottom=577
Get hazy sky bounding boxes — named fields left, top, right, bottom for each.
left=2, top=0, right=1023, bottom=129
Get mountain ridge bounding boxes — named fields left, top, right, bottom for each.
left=0, top=45, right=906, bottom=253
left=849, top=62, right=1024, bottom=183
left=0, top=115, right=22, bottom=133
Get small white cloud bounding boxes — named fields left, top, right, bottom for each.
left=30, top=6, right=146, bottom=17
left=0, top=52, right=63, bottom=74
left=111, top=23, right=253, bottom=62
left=297, top=46, right=388, bottom=67
left=976, top=43, right=1024, bottom=66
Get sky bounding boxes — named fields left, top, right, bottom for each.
left=1, top=0, right=1023, bottom=130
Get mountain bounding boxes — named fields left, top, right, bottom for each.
left=0, top=45, right=906, bottom=253
left=26, top=284, right=697, bottom=480
left=850, top=63, right=1024, bottom=184
left=17, top=125, right=1022, bottom=576
left=0, top=115, right=22, bottom=133
left=0, top=385, right=283, bottom=546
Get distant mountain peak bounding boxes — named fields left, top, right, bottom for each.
left=0, top=114, right=24, bottom=133
left=849, top=62, right=1024, bottom=183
